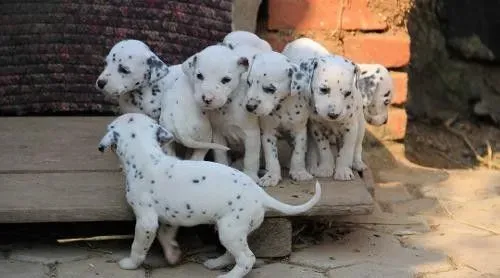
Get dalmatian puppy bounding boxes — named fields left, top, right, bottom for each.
left=222, top=31, right=272, bottom=53
left=158, top=64, right=230, bottom=160
left=283, top=37, right=394, bottom=126
left=244, top=51, right=312, bottom=187
left=182, top=44, right=263, bottom=181
left=98, top=113, right=321, bottom=278
left=96, top=39, right=182, bottom=120
left=300, top=56, right=366, bottom=180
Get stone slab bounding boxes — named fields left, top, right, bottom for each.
left=57, top=257, right=145, bottom=278
left=248, top=218, right=292, bottom=258
left=327, top=262, right=414, bottom=278
left=0, top=259, right=48, bottom=278
left=247, top=263, right=324, bottom=278
left=9, top=243, right=95, bottom=264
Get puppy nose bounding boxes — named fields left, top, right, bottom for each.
left=98, top=145, right=105, bottom=152
left=97, top=79, right=107, bottom=89
left=328, top=112, right=340, bottom=120
left=201, top=95, right=213, bottom=104
left=246, top=103, right=257, bottom=112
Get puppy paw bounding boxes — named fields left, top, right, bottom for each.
left=334, top=167, right=355, bottom=181
left=203, top=259, right=230, bottom=270
left=289, top=169, right=313, bottom=182
left=352, top=159, right=367, bottom=172
left=118, top=257, right=141, bottom=270
left=311, top=165, right=334, bottom=178
left=258, top=172, right=281, bottom=187
left=164, top=245, right=182, bottom=265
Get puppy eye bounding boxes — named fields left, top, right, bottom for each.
left=262, top=85, right=276, bottom=94
left=344, top=91, right=352, bottom=97
left=196, top=73, right=204, bottom=80
left=221, top=76, right=232, bottom=84
left=319, top=87, right=330, bottom=94
left=383, top=99, right=390, bottom=105
left=118, top=64, right=130, bottom=74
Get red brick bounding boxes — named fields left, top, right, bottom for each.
left=342, top=0, right=387, bottom=31
left=366, top=108, right=407, bottom=140
left=262, top=32, right=294, bottom=52
left=343, top=34, right=410, bottom=68
left=390, top=71, right=408, bottom=105
left=268, top=0, right=340, bottom=30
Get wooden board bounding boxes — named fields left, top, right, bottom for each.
left=0, top=117, right=374, bottom=223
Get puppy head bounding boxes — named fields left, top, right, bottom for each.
left=95, top=40, right=169, bottom=97
left=357, top=65, right=393, bottom=126
left=222, top=31, right=272, bottom=52
left=245, top=52, right=307, bottom=115
left=182, top=45, right=249, bottom=110
left=98, top=113, right=174, bottom=154
left=302, top=56, right=360, bottom=122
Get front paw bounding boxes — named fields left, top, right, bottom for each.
left=352, top=159, right=367, bottom=172
left=258, top=172, right=281, bottom=187
left=311, top=164, right=334, bottom=178
left=289, top=169, right=313, bottom=182
left=164, top=245, right=182, bottom=265
left=334, top=166, right=355, bottom=181
left=244, top=170, right=260, bottom=182
left=118, top=257, right=141, bottom=270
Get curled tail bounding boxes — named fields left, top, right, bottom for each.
left=262, top=181, right=321, bottom=215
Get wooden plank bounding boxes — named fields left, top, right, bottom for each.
left=0, top=172, right=373, bottom=223
left=0, top=117, right=118, bottom=172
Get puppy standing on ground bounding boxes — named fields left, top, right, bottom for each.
left=283, top=37, right=394, bottom=126
left=98, top=113, right=321, bottom=278
left=95, top=39, right=182, bottom=120
left=182, top=44, right=263, bottom=181
left=244, top=51, right=312, bottom=187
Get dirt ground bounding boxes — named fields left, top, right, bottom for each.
left=405, top=118, right=500, bottom=170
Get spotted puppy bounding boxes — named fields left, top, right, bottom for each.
left=98, top=113, right=321, bottom=278
left=300, top=56, right=366, bottom=180
left=244, top=51, right=312, bottom=187
left=96, top=39, right=182, bottom=120
left=182, top=44, right=263, bottom=181
left=222, top=31, right=272, bottom=52
left=283, top=37, right=394, bottom=126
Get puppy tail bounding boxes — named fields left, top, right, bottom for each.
left=176, top=133, right=230, bottom=151
left=262, top=180, right=321, bottom=215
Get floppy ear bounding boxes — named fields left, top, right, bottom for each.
left=147, top=55, right=169, bottom=84
left=298, top=58, right=318, bottom=95
left=288, top=63, right=308, bottom=96
left=352, top=64, right=362, bottom=91
left=156, top=126, right=174, bottom=144
left=181, top=54, right=197, bottom=79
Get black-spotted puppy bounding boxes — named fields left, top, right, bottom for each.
left=299, top=56, right=366, bottom=180
left=96, top=39, right=182, bottom=120
left=222, top=31, right=272, bottom=52
left=98, top=113, right=321, bottom=278
left=182, top=44, right=263, bottom=181
left=244, top=51, right=312, bottom=187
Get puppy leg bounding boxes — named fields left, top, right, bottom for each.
left=259, top=124, right=281, bottom=187
left=213, top=130, right=230, bottom=165
left=215, top=217, right=255, bottom=278
left=203, top=251, right=235, bottom=270
left=156, top=224, right=181, bottom=265
left=334, top=121, right=358, bottom=181
left=309, top=122, right=334, bottom=177
left=289, top=126, right=313, bottom=182
left=243, top=128, right=261, bottom=182
left=119, top=214, right=159, bottom=270
left=189, top=148, right=209, bottom=161
left=352, top=115, right=367, bottom=172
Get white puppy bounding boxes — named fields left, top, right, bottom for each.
left=283, top=37, right=394, bottom=126
left=96, top=40, right=182, bottom=120
left=244, top=51, right=312, bottom=187
left=98, top=113, right=321, bottom=278
left=182, top=44, right=263, bottom=181
left=222, top=31, right=272, bottom=52
left=299, top=56, right=366, bottom=180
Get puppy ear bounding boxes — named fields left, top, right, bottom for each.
left=181, top=54, right=197, bottom=79
left=237, top=57, right=249, bottom=72
left=288, top=63, right=308, bottom=96
left=147, top=55, right=169, bottom=84
left=352, top=64, right=361, bottom=91
left=298, top=58, right=318, bottom=95
left=156, top=126, right=174, bottom=144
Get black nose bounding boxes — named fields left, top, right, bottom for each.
left=97, top=79, right=107, bottom=89
left=98, top=145, right=105, bottom=152
left=328, top=112, right=340, bottom=119
left=383, top=118, right=388, bottom=124
left=246, top=104, right=257, bottom=112
left=201, top=95, right=212, bottom=104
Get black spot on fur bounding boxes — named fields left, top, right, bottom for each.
left=186, top=204, right=191, bottom=210
left=193, top=179, right=199, bottom=183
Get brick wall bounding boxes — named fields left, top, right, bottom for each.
left=257, top=0, right=411, bottom=141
